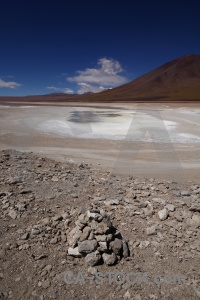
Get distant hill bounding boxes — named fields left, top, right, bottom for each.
left=0, top=54, right=200, bottom=103
left=81, top=54, right=200, bottom=101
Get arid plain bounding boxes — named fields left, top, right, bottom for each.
left=0, top=101, right=200, bottom=183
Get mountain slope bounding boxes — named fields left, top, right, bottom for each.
left=81, top=54, right=200, bottom=101
left=0, top=54, right=199, bottom=103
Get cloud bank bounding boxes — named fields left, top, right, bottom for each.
left=46, top=86, right=74, bottom=94
left=77, top=83, right=106, bottom=94
left=0, top=79, right=21, bottom=89
left=67, top=58, right=127, bottom=94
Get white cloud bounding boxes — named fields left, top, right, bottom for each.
left=67, top=58, right=127, bottom=87
left=0, top=78, right=21, bottom=89
left=77, top=83, right=106, bottom=94
left=46, top=86, right=74, bottom=94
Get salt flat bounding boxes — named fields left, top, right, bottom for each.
left=0, top=102, right=200, bottom=182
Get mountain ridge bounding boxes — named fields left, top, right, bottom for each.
left=0, top=54, right=200, bottom=102
left=82, top=53, right=200, bottom=101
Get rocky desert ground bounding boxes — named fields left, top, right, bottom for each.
left=0, top=102, right=200, bottom=299
left=0, top=148, right=200, bottom=300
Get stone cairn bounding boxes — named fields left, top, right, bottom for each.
left=67, top=209, right=129, bottom=266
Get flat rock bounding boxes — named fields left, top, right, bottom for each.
left=68, top=247, right=82, bottom=257
left=189, top=204, right=200, bottom=212
left=152, top=198, right=166, bottom=206
left=78, top=240, right=98, bottom=254
left=87, top=211, right=101, bottom=221
left=104, top=199, right=119, bottom=205
left=181, top=190, right=191, bottom=196
left=139, top=241, right=150, bottom=249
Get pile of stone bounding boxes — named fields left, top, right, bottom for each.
left=67, top=208, right=129, bottom=266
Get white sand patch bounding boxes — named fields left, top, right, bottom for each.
left=0, top=105, right=12, bottom=108
left=163, top=120, right=177, bottom=130
left=176, top=133, right=200, bottom=143
left=35, top=111, right=200, bottom=143
left=38, top=120, right=74, bottom=136
left=178, top=108, right=200, bottom=116
left=20, top=106, right=35, bottom=108
left=11, top=106, right=198, bottom=144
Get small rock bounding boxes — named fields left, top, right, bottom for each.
left=51, top=177, right=59, bottom=182
left=124, top=290, right=131, bottom=299
left=124, top=198, right=134, bottom=204
left=87, top=211, right=101, bottom=220
left=41, top=279, right=50, bottom=289
left=78, top=214, right=88, bottom=224
left=52, top=215, right=63, bottom=221
left=181, top=190, right=191, bottom=196
left=15, top=204, right=26, bottom=212
left=34, top=254, right=48, bottom=260
left=68, top=227, right=82, bottom=247
left=71, top=193, right=78, bottom=198
left=20, top=232, right=29, bottom=240
left=50, top=236, right=60, bottom=244
left=95, top=234, right=107, bottom=242
left=78, top=240, right=98, bottom=254
left=189, top=204, right=200, bottom=212
left=104, top=199, right=119, bottom=206
left=152, top=198, right=166, bottom=205
left=102, top=252, right=117, bottom=265
left=98, top=241, right=107, bottom=252
left=158, top=208, right=168, bottom=221
left=68, top=247, right=82, bottom=257
left=165, top=204, right=175, bottom=212
left=93, top=219, right=111, bottom=235
left=43, top=265, right=52, bottom=272
left=193, top=287, right=200, bottom=299
left=31, top=228, right=40, bottom=235
left=100, top=209, right=107, bottom=218
left=145, top=225, right=158, bottom=235
left=189, top=214, right=200, bottom=225
left=122, top=240, right=129, bottom=258
left=110, top=238, right=123, bottom=255
left=85, top=251, right=101, bottom=266
left=79, top=226, right=91, bottom=242
left=139, top=241, right=150, bottom=249
left=88, top=266, right=98, bottom=275
left=8, top=210, right=17, bottom=219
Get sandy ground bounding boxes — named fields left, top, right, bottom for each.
left=0, top=102, right=200, bottom=183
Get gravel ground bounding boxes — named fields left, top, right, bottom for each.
left=0, top=149, right=200, bottom=300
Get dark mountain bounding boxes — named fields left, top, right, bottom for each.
left=80, top=54, right=200, bottom=101
left=1, top=54, right=200, bottom=103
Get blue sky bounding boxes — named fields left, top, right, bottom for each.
left=0, top=0, right=200, bottom=96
